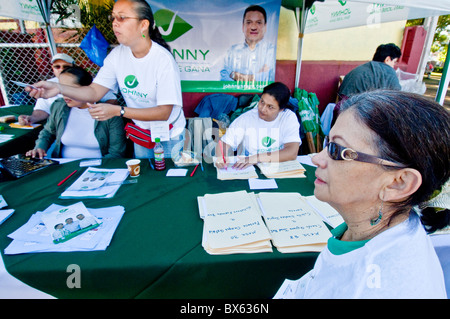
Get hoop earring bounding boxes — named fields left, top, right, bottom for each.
left=370, top=201, right=383, bottom=226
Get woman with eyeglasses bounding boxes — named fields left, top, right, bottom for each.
left=26, top=0, right=185, bottom=159
left=215, top=82, right=301, bottom=170
left=279, top=90, right=450, bottom=299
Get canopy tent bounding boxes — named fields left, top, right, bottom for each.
left=0, top=0, right=56, bottom=56
left=281, top=0, right=450, bottom=105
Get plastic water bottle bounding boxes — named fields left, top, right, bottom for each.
left=154, top=138, right=165, bottom=171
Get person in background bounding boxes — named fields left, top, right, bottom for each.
left=26, top=0, right=185, bottom=159
left=338, top=43, right=402, bottom=99
left=215, top=82, right=300, bottom=169
left=220, top=5, right=275, bottom=82
left=18, top=53, right=74, bottom=126
left=26, top=66, right=126, bottom=159
left=332, top=43, right=402, bottom=127
left=281, top=90, right=449, bottom=298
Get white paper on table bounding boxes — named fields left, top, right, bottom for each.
left=0, top=209, right=14, bottom=225
left=166, top=168, right=188, bottom=177
left=248, top=178, right=278, bottom=190
left=5, top=205, right=125, bottom=254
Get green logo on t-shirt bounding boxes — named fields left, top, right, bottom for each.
left=261, top=136, right=276, bottom=148
left=124, top=75, right=139, bottom=89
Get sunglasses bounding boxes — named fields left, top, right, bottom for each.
left=323, top=136, right=406, bottom=168
left=52, top=65, right=70, bottom=70
left=108, top=14, right=140, bottom=23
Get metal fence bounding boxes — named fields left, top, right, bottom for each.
left=0, top=9, right=117, bottom=106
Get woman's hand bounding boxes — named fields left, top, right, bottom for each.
left=26, top=148, right=47, bottom=159
left=232, top=155, right=257, bottom=170
left=215, top=157, right=228, bottom=169
left=25, top=81, right=60, bottom=99
left=88, top=103, right=119, bottom=121
left=18, top=115, right=31, bottom=126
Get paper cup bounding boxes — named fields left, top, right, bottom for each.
left=126, top=159, right=141, bottom=177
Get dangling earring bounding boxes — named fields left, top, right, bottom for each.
left=370, top=201, right=383, bottom=226
left=141, top=32, right=145, bottom=38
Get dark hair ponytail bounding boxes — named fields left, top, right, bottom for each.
left=130, top=0, right=171, bottom=52
left=60, top=66, right=93, bottom=86
left=420, top=208, right=450, bottom=234
left=150, top=26, right=171, bottom=52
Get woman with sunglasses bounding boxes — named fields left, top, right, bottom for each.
left=280, top=90, right=450, bottom=298
left=26, top=0, right=185, bottom=159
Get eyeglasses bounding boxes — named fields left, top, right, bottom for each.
left=323, top=136, right=406, bottom=168
left=52, top=65, right=70, bottom=70
left=108, top=14, right=140, bottom=23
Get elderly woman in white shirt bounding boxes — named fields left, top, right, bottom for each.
left=281, top=90, right=450, bottom=299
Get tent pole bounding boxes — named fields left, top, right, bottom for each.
left=295, top=0, right=307, bottom=89
left=436, top=45, right=449, bottom=105
left=45, top=23, right=57, bottom=56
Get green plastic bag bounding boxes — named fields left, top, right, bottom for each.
left=294, top=88, right=323, bottom=151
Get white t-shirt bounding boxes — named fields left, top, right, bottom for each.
left=93, top=42, right=185, bottom=138
left=221, top=108, right=301, bottom=156
left=61, top=107, right=102, bottom=158
left=34, top=77, right=60, bottom=114
left=287, top=213, right=447, bottom=299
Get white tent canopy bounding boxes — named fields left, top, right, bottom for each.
left=282, top=0, right=450, bottom=103
left=304, top=0, right=450, bottom=34
left=0, top=0, right=56, bottom=55
left=0, top=0, right=45, bottom=23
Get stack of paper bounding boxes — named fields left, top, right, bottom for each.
left=198, top=190, right=272, bottom=254
left=0, top=195, right=14, bottom=225
left=258, top=192, right=332, bottom=253
left=4, top=203, right=125, bottom=254
left=60, top=167, right=129, bottom=199
left=216, top=165, right=258, bottom=180
left=305, top=195, right=344, bottom=228
left=213, top=157, right=258, bottom=180
left=198, top=190, right=334, bottom=255
left=257, top=160, right=306, bottom=179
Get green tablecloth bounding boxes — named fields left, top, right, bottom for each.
left=0, top=105, right=42, bottom=158
left=0, top=158, right=319, bottom=298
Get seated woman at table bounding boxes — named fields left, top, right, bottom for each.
left=26, top=66, right=126, bottom=159
left=280, top=90, right=450, bottom=299
left=215, top=82, right=300, bottom=169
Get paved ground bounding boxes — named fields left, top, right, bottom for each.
left=422, top=72, right=450, bottom=111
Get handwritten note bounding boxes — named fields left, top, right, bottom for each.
left=305, top=195, right=344, bottom=228
left=257, top=160, right=306, bottom=179
left=201, top=190, right=272, bottom=254
left=258, top=192, right=331, bottom=253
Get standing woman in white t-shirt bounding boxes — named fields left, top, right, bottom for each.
left=26, top=0, right=185, bottom=159
left=216, top=82, right=301, bottom=169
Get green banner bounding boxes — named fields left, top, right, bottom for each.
left=181, top=81, right=274, bottom=93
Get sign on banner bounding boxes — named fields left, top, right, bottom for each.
left=148, top=0, right=281, bottom=92
left=304, top=1, right=441, bottom=34
left=0, top=0, right=44, bottom=23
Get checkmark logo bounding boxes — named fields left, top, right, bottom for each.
left=154, top=9, right=193, bottom=42
left=124, top=75, right=139, bottom=89
left=261, top=136, right=276, bottom=148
